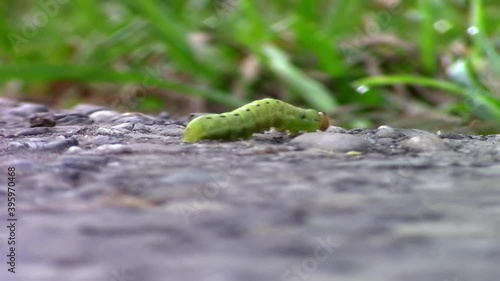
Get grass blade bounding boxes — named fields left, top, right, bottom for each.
left=127, top=0, right=217, bottom=81
left=260, top=45, right=338, bottom=112
left=419, top=0, right=437, bottom=74
left=470, top=0, right=500, bottom=74
left=292, top=1, right=346, bottom=77
left=0, top=64, right=244, bottom=107
left=354, top=75, right=500, bottom=120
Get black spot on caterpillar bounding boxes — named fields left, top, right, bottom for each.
left=183, top=98, right=329, bottom=143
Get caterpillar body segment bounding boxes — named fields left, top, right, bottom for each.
left=183, top=98, right=329, bottom=143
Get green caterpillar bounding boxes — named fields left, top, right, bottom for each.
left=183, top=98, right=329, bottom=143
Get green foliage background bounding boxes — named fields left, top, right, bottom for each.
left=0, top=0, right=499, bottom=131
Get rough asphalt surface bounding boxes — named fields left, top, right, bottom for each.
left=1, top=98, right=500, bottom=281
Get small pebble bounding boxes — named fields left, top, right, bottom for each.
left=158, top=111, right=170, bottom=119
left=8, top=103, right=49, bottom=117
left=14, top=127, right=52, bottom=136
left=437, top=131, right=471, bottom=140
left=291, top=132, right=372, bottom=152
left=132, top=123, right=151, bottom=133
left=400, top=134, right=450, bottom=152
left=91, top=136, right=120, bottom=145
left=95, top=144, right=131, bottom=154
left=29, top=113, right=56, bottom=127
left=7, top=142, right=28, bottom=150
left=89, top=110, right=120, bottom=123
left=96, top=127, right=126, bottom=136
left=376, top=125, right=404, bottom=138
left=112, top=123, right=134, bottom=131
left=398, top=128, right=436, bottom=138
left=7, top=138, right=79, bottom=152
left=54, top=113, right=93, bottom=125
left=66, top=146, right=83, bottom=154
left=108, top=112, right=157, bottom=125
left=156, top=126, right=185, bottom=137
left=70, top=104, right=108, bottom=115
left=0, top=98, right=17, bottom=107
left=325, top=126, right=347, bottom=134
left=41, top=137, right=79, bottom=151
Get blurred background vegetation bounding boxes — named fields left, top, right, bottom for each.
left=0, top=0, right=499, bottom=133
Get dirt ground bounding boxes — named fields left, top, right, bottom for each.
left=1, top=98, right=500, bottom=281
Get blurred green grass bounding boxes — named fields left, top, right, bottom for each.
left=0, top=0, right=499, bottom=131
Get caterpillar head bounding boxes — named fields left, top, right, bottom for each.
left=285, top=109, right=329, bottom=134
left=318, top=112, right=329, bottom=131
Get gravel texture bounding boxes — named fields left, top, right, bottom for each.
left=1, top=98, right=500, bottom=281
